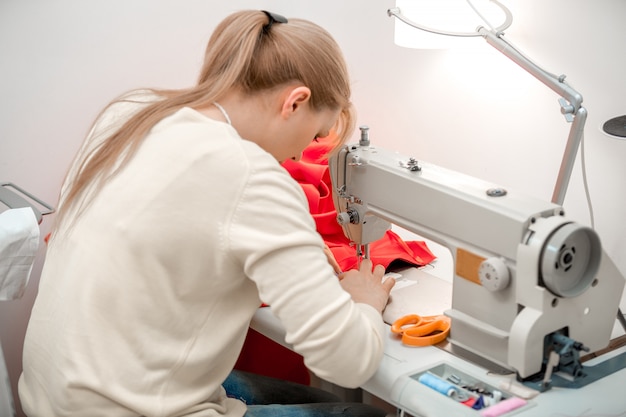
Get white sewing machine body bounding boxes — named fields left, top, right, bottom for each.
left=328, top=137, right=625, bottom=387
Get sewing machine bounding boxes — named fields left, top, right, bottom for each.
left=328, top=127, right=626, bottom=394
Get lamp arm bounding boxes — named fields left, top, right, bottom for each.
left=552, top=107, right=587, bottom=205
left=478, top=28, right=585, bottom=204
left=478, top=28, right=582, bottom=111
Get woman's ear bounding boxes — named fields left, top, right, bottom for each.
left=280, top=86, right=312, bottom=118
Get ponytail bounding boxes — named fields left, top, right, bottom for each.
left=55, top=10, right=354, bottom=233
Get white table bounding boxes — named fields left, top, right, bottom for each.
left=251, top=238, right=626, bottom=416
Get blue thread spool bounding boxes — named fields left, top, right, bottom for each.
left=418, top=373, right=458, bottom=398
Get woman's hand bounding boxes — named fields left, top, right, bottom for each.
left=338, top=259, right=395, bottom=314
left=323, top=244, right=343, bottom=275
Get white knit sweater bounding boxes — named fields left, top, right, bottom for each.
left=19, top=101, right=385, bottom=417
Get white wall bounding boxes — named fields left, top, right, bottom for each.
left=1, top=1, right=625, bottom=414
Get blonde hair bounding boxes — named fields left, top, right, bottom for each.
left=55, top=10, right=355, bottom=232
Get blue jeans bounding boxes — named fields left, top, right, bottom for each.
left=223, top=370, right=388, bottom=417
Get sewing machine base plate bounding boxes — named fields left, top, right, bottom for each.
left=521, top=348, right=626, bottom=391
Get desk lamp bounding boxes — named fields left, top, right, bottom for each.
left=388, top=0, right=626, bottom=333
left=388, top=0, right=585, bottom=206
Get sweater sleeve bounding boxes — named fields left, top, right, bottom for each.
left=227, top=153, right=386, bottom=388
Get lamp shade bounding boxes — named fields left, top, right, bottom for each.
left=394, top=0, right=510, bottom=49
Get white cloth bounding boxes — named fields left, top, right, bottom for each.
left=0, top=207, right=39, bottom=300
left=0, top=342, right=16, bottom=417
left=19, top=99, right=386, bottom=417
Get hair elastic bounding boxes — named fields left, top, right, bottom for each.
left=261, top=10, right=288, bottom=33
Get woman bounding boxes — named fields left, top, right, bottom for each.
left=19, top=10, right=394, bottom=417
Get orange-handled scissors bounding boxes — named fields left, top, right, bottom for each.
left=391, top=314, right=451, bottom=347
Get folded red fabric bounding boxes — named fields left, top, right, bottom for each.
left=282, top=136, right=436, bottom=271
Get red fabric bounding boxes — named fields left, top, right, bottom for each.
left=281, top=135, right=436, bottom=270
left=234, top=135, right=436, bottom=385
left=234, top=328, right=311, bottom=385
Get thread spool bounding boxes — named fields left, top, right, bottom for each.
left=479, top=397, right=527, bottom=417
left=418, top=373, right=458, bottom=398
